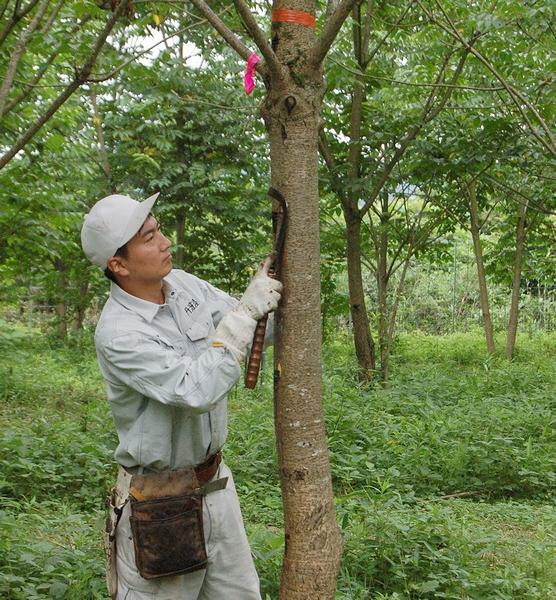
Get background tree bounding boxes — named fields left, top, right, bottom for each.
left=0, top=0, right=133, bottom=169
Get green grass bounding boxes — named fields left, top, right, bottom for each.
left=0, top=320, right=554, bottom=599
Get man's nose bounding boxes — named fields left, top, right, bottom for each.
left=160, top=232, right=171, bottom=250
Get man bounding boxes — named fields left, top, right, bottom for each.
left=81, top=192, right=282, bottom=600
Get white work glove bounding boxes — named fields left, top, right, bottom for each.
left=211, top=255, right=283, bottom=361
left=236, top=254, right=283, bottom=320
left=212, top=310, right=257, bottom=362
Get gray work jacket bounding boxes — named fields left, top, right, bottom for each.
left=95, top=269, right=241, bottom=471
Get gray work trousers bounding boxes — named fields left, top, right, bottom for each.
left=113, top=461, right=262, bottom=600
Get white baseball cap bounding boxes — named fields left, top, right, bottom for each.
left=81, top=192, right=160, bottom=267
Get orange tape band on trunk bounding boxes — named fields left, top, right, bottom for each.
left=272, top=8, right=316, bottom=28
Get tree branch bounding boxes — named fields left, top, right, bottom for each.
left=483, top=174, right=556, bottom=216
left=325, top=0, right=341, bottom=19
left=417, top=0, right=556, bottom=156
left=232, top=0, right=281, bottom=80
left=0, top=0, right=10, bottom=21
left=385, top=197, right=430, bottom=280
left=88, top=19, right=206, bottom=82
left=188, top=0, right=268, bottom=77
left=328, top=58, right=504, bottom=91
left=3, top=16, right=93, bottom=116
left=40, top=0, right=65, bottom=34
left=361, top=0, right=374, bottom=61
left=307, top=0, right=357, bottom=68
left=0, top=0, right=40, bottom=47
left=90, top=87, right=113, bottom=186
left=347, top=2, right=366, bottom=216
left=364, top=0, right=415, bottom=67
left=359, top=43, right=472, bottom=217
left=0, top=0, right=127, bottom=170
left=0, top=0, right=50, bottom=118
left=318, top=128, right=350, bottom=211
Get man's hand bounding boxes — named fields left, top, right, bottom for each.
left=211, top=255, right=283, bottom=362
left=238, top=254, right=283, bottom=320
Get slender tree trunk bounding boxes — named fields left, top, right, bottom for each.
left=91, top=87, right=115, bottom=190
left=264, top=92, right=343, bottom=599
left=190, top=2, right=355, bottom=596
left=506, top=197, right=529, bottom=358
left=72, top=276, right=90, bottom=332
left=345, top=210, right=376, bottom=379
left=0, top=0, right=50, bottom=118
left=261, top=17, right=342, bottom=600
left=385, top=249, right=412, bottom=363
left=54, top=259, right=68, bottom=340
left=377, top=192, right=389, bottom=381
left=467, top=179, right=495, bottom=353
left=345, top=34, right=376, bottom=380
left=175, top=210, right=186, bottom=269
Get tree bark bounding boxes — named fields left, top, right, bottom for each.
left=191, top=2, right=354, bottom=596
left=377, top=192, right=389, bottom=382
left=467, top=179, right=495, bottom=353
left=175, top=210, right=186, bottom=269
left=54, top=259, right=68, bottom=340
left=345, top=210, right=376, bottom=379
left=264, top=82, right=343, bottom=598
left=345, top=27, right=376, bottom=380
left=72, top=275, right=89, bottom=333
left=506, top=196, right=529, bottom=358
left=261, top=6, right=343, bottom=599
left=91, top=87, right=114, bottom=189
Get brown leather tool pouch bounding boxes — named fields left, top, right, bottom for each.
left=128, top=458, right=226, bottom=580
left=130, top=493, right=207, bottom=579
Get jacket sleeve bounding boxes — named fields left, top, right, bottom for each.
left=97, top=332, right=241, bottom=414
left=172, top=269, right=275, bottom=346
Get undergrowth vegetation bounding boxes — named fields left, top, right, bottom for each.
left=0, top=320, right=554, bottom=599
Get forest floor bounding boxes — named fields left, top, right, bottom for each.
left=0, top=318, right=554, bottom=599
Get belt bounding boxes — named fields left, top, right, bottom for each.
left=123, top=450, right=222, bottom=487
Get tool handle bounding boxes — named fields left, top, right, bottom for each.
left=244, top=313, right=269, bottom=389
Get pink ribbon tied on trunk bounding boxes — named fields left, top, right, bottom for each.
left=243, top=53, right=260, bottom=95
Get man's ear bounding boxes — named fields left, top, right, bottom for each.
left=107, top=256, right=129, bottom=278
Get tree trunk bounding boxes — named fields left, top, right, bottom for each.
left=506, top=196, right=529, bottom=358
left=91, top=87, right=115, bottom=191
left=377, top=192, right=389, bottom=382
left=175, top=210, right=186, bottom=269
left=345, top=210, right=376, bottom=380
left=190, top=2, right=355, bottom=596
left=467, top=179, right=495, bottom=353
left=72, top=275, right=90, bottom=332
left=385, top=249, right=412, bottom=369
left=344, top=28, right=376, bottom=381
left=261, top=16, right=342, bottom=600
left=54, top=259, right=68, bottom=340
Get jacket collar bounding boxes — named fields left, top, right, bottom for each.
left=110, top=279, right=175, bottom=323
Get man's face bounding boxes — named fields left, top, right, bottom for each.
left=119, top=215, right=173, bottom=283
